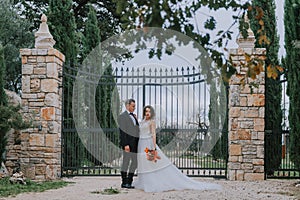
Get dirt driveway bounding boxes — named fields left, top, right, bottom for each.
left=2, top=176, right=299, bottom=200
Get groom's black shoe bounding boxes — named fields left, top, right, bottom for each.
left=127, top=173, right=135, bottom=189
left=121, top=178, right=134, bottom=189
left=121, top=183, right=134, bottom=189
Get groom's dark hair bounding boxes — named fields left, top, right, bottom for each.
left=125, top=98, right=135, bottom=105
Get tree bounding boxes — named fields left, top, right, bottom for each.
left=209, top=82, right=220, bottom=159
left=0, top=0, right=33, bottom=93
left=47, top=0, right=81, bottom=167
left=210, top=81, right=228, bottom=161
left=0, top=44, right=7, bottom=162
left=13, top=0, right=242, bottom=71
left=0, top=7, right=32, bottom=163
left=284, top=0, right=300, bottom=169
left=13, top=0, right=120, bottom=40
left=249, top=1, right=282, bottom=175
left=111, top=0, right=250, bottom=68
left=47, top=0, right=78, bottom=66
left=80, top=4, right=101, bottom=62
left=13, top=0, right=277, bottom=80
left=0, top=44, right=7, bottom=106
left=79, top=5, right=120, bottom=165
left=0, top=44, right=30, bottom=164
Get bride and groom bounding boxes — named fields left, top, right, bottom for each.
left=118, top=98, right=221, bottom=192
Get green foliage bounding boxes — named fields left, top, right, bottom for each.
left=47, top=0, right=78, bottom=66
left=11, top=0, right=271, bottom=81
left=71, top=0, right=119, bottom=40
left=13, top=0, right=48, bottom=31
left=239, top=16, right=250, bottom=39
left=47, top=0, right=82, bottom=167
left=219, top=83, right=229, bottom=160
left=209, top=82, right=220, bottom=159
left=81, top=4, right=119, bottom=163
left=91, top=187, right=120, bottom=195
left=0, top=0, right=33, bottom=93
left=0, top=177, right=70, bottom=197
left=92, top=65, right=119, bottom=163
left=209, top=81, right=228, bottom=160
left=285, top=0, right=300, bottom=169
left=111, top=0, right=251, bottom=71
left=0, top=105, right=31, bottom=164
left=290, top=120, right=300, bottom=169
left=249, top=0, right=282, bottom=175
left=101, top=187, right=120, bottom=194
left=12, top=0, right=263, bottom=81
left=0, top=43, right=7, bottom=163
left=0, top=26, right=30, bottom=164
left=204, top=17, right=216, bottom=30
left=81, top=4, right=101, bottom=62
left=62, top=123, right=87, bottom=167
left=0, top=44, right=7, bottom=106
left=13, top=0, right=119, bottom=40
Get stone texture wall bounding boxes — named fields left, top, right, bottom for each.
left=227, top=15, right=266, bottom=180
left=10, top=14, right=66, bottom=180
left=3, top=89, right=21, bottom=175
left=19, top=47, right=64, bottom=180
left=227, top=46, right=266, bottom=180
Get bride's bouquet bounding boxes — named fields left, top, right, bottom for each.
left=144, top=147, right=161, bottom=162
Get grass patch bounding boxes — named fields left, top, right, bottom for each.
left=0, top=177, right=70, bottom=198
left=91, top=187, right=120, bottom=195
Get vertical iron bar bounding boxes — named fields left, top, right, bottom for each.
left=142, top=67, right=145, bottom=108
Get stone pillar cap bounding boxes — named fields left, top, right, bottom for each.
left=35, top=14, right=56, bottom=49
left=236, top=13, right=256, bottom=49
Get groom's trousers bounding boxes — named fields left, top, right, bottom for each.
left=121, top=151, right=137, bottom=185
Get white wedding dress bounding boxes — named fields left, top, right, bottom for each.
left=133, top=119, right=222, bottom=193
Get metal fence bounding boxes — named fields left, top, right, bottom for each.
left=61, top=64, right=227, bottom=178
left=265, top=130, right=300, bottom=179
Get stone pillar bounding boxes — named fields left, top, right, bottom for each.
left=20, top=14, right=65, bottom=180
left=227, top=18, right=266, bottom=181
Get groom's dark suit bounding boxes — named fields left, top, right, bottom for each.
left=118, top=111, right=139, bottom=188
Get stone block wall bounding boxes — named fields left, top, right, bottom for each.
left=3, top=90, right=22, bottom=174
left=19, top=47, right=64, bottom=180
left=227, top=48, right=266, bottom=181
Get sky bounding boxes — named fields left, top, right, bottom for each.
left=195, top=0, right=285, bottom=58
left=195, top=0, right=288, bottom=128
left=275, top=0, right=285, bottom=58
left=114, top=0, right=286, bottom=66
left=113, top=0, right=288, bottom=127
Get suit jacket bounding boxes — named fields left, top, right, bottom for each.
left=118, top=111, right=140, bottom=153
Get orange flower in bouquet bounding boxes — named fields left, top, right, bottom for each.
left=144, top=147, right=161, bottom=162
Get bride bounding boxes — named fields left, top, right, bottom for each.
left=133, top=105, right=222, bottom=192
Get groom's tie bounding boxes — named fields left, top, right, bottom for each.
left=129, top=113, right=139, bottom=126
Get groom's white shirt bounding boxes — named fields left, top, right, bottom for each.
left=127, top=110, right=137, bottom=125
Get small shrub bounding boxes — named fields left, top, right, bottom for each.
left=0, top=177, right=70, bottom=197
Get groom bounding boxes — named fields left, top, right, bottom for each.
left=118, top=99, right=140, bottom=189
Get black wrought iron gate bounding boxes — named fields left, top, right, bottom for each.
left=61, top=64, right=228, bottom=178
left=265, top=80, right=300, bottom=179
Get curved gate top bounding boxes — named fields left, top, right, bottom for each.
left=62, top=63, right=228, bottom=178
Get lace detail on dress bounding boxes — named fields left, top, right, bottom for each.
left=139, top=120, right=153, bottom=138
left=133, top=120, right=222, bottom=193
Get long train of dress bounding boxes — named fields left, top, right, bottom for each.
left=133, top=120, right=222, bottom=193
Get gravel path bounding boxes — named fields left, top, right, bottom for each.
left=2, top=176, right=299, bottom=200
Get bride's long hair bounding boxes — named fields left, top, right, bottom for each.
left=142, top=105, right=155, bottom=120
